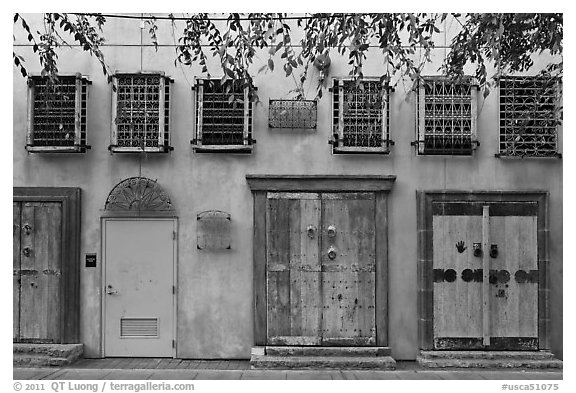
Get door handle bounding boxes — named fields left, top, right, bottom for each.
left=106, top=284, right=119, bottom=295
left=473, top=243, right=482, bottom=257
left=490, top=244, right=499, bottom=259
left=327, top=225, right=336, bottom=238
left=327, top=246, right=337, bottom=260
left=22, top=247, right=32, bottom=257
left=23, top=223, right=32, bottom=235
left=306, top=225, right=316, bottom=239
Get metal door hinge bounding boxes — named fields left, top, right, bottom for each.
left=172, top=339, right=175, bottom=348
left=172, top=231, right=177, bottom=240
left=172, top=285, right=176, bottom=294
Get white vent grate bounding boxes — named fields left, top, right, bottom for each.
left=120, top=318, right=159, bottom=337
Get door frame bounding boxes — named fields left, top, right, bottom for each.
left=101, top=217, right=178, bottom=358
left=416, top=190, right=550, bottom=350
left=13, top=187, right=81, bottom=344
left=246, top=175, right=396, bottom=346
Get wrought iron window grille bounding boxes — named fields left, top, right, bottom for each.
left=496, top=76, right=561, bottom=158
left=412, top=76, right=480, bottom=156
left=191, top=78, right=255, bottom=153
left=329, top=78, right=394, bottom=154
left=109, top=72, right=173, bottom=153
left=268, top=99, right=317, bottom=129
left=26, top=73, right=91, bottom=153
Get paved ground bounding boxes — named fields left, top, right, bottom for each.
left=13, top=359, right=563, bottom=380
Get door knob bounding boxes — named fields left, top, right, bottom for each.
left=327, top=246, right=337, bottom=260
left=23, top=223, right=32, bottom=235
left=22, top=247, right=32, bottom=257
left=327, top=225, right=336, bottom=238
left=106, top=284, right=118, bottom=295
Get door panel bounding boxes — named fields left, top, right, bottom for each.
left=490, top=216, right=538, bottom=340
left=104, top=219, right=175, bottom=357
left=13, top=202, right=21, bottom=341
left=266, top=194, right=321, bottom=345
left=433, top=214, right=483, bottom=342
left=321, top=193, right=376, bottom=346
left=19, top=202, right=62, bottom=342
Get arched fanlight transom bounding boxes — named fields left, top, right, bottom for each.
left=104, top=177, right=173, bottom=212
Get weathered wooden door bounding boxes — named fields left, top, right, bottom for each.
left=103, top=219, right=176, bottom=357
left=432, top=202, right=539, bottom=350
left=266, top=193, right=322, bottom=345
left=13, top=201, right=63, bottom=343
left=321, top=193, right=376, bottom=345
left=266, top=192, right=376, bottom=346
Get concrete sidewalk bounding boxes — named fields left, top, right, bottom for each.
left=14, top=360, right=563, bottom=380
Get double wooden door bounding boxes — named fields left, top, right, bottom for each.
left=13, top=201, right=63, bottom=343
left=432, top=202, right=539, bottom=350
left=266, top=192, right=376, bottom=346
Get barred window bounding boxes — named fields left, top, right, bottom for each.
left=110, top=73, right=172, bottom=153
left=192, top=79, right=254, bottom=153
left=330, top=78, right=392, bottom=153
left=497, top=76, right=561, bottom=158
left=414, top=77, right=479, bottom=155
left=26, top=74, right=91, bottom=153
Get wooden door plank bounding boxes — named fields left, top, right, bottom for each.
left=36, top=203, right=62, bottom=342
left=432, top=215, right=450, bottom=337
left=266, top=198, right=291, bottom=339
left=465, top=216, right=483, bottom=338
left=374, top=193, right=388, bottom=346
left=482, top=205, right=490, bottom=346
left=298, top=198, right=321, bottom=340
left=489, top=216, right=512, bottom=337
left=19, top=203, right=38, bottom=340
left=253, top=191, right=267, bottom=346
left=13, top=202, right=21, bottom=342
left=321, top=197, right=345, bottom=342
left=516, top=216, right=538, bottom=338
left=288, top=199, right=303, bottom=336
left=45, top=203, right=62, bottom=341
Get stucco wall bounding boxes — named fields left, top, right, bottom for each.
left=13, top=14, right=562, bottom=360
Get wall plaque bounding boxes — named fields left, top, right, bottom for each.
left=197, top=210, right=231, bottom=250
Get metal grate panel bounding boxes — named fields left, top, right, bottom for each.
left=194, top=79, right=253, bottom=149
left=120, top=318, right=159, bottom=337
left=269, top=99, right=317, bottom=129
left=332, top=79, right=391, bottom=152
left=498, top=76, right=560, bottom=158
left=111, top=73, right=171, bottom=152
left=415, top=77, right=478, bottom=155
left=27, top=75, right=90, bottom=152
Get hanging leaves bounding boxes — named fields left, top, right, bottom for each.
left=14, top=12, right=562, bottom=106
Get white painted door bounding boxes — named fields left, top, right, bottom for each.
left=104, top=219, right=176, bottom=357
